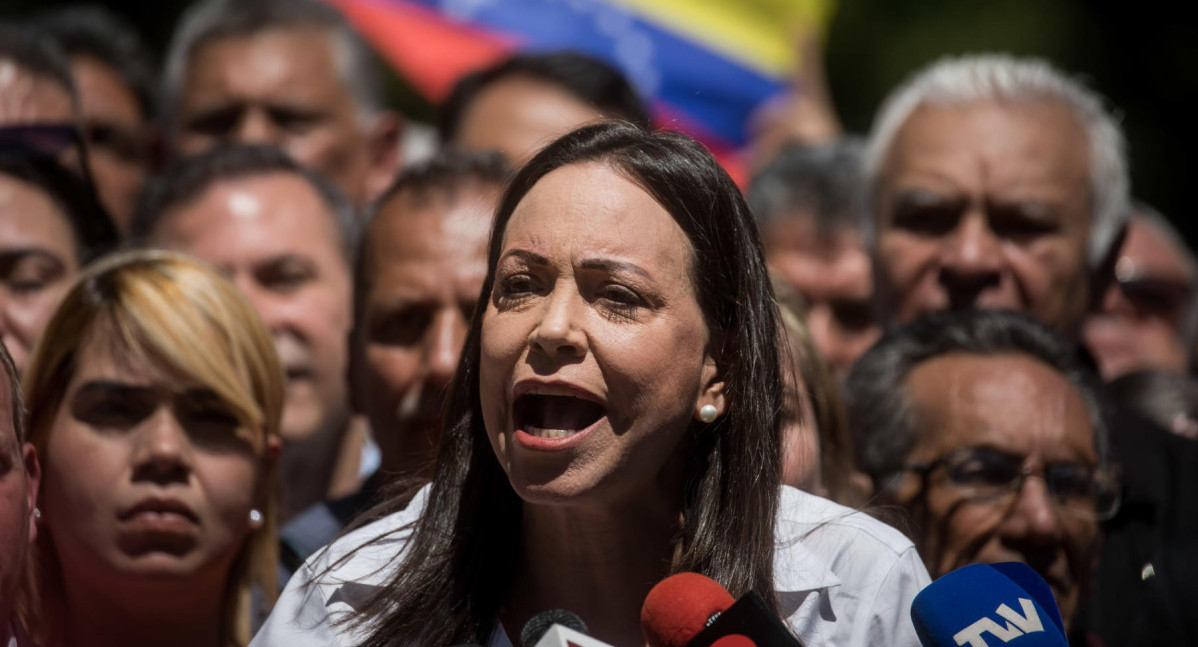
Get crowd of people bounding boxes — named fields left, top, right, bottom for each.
left=1, top=1, right=1195, bottom=646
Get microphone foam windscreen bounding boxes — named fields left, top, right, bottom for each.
left=520, top=609, right=589, bottom=647
left=641, top=573, right=737, bottom=647
left=911, top=563, right=1067, bottom=647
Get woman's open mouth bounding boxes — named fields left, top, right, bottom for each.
left=513, top=393, right=605, bottom=439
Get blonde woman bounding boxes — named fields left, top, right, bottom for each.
left=17, top=250, right=283, bottom=647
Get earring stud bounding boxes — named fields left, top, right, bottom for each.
left=33, top=507, right=42, bottom=520
left=699, top=404, right=718, bottom=423
left=248, top=509, right=263, bottom=525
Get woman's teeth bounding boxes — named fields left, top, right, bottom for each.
left=527, top=427, right=578, bottom=439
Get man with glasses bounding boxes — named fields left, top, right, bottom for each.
left=1083, top=204, right=1198, bottom=380
left=846, top=310, right=1116, bottom=640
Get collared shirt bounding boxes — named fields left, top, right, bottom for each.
left=252, top=485, right=930, bottom=646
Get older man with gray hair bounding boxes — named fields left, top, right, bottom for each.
left=864, top=53, right=1129, bottom=343
left=164, top=0, right=402, bottom=206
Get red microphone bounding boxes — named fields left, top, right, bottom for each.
left=641, top=573, right=736, bottom=647
left=641, top=573, right=804, bottom=647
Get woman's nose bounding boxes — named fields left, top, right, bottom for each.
left=131, top=409, right=194, bottom=485
left=529, top=287, right=587, bottom=359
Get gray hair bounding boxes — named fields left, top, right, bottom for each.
left=845, top=309, right=1110, bottom=492
left=747, top=137, right=866, bottom=237
left=129, top=144, right=359, bottom=266
left=163, top=0, right=382, bottom=132
left=863, top=54, right=1130, bottom=267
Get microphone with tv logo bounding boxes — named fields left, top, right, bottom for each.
left=518, top=609, right=616, bottom=647
left=640, top=573, right=805, bottom=647
left=911, top=563, right=1067, bottom=647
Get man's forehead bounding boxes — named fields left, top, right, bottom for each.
left=165, top=173, right=344, bottom=252
left=183, top=26, right=350, bottom=105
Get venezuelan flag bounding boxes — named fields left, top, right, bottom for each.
left=328, top=0, right=833, bottom=172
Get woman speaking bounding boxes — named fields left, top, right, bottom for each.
left=256, top=122, right=929, bottom=646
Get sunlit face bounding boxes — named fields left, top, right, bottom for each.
left=150, top=173, right=352, bottom=448
left=1083, top=216, right=1194, bottom=379
left=72, top=55, right=150, bottom=231
left=480, top=162, right=721, bottom=506
left=175, top=28, right=381, bottom=204
left=764, top=216, right=879, bottom=379
left=454, top=76, right=606, bottom=167
left=0, top=173, right=80, bottom=373
left=354, top=186, right=496, bottom=475
left=873, top=101, right=1093, bottom=338
left=893, top=352, right=1101, bottom=630
left=0, top=370, right=38, bottom=625
left=39, top=334, right=263, bottom=597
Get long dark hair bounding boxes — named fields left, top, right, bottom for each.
left=349, top=121, right=783, bottom=646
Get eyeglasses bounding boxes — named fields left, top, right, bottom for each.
left=0, top=124, right=93, bottom=181
left=903, top=447, right=1121, bottom=521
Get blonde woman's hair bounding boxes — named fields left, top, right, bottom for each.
left=18, top=249, right=284, bottom=646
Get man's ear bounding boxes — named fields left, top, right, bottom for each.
left=362, top=110, right=404, bottom=202
left=1088, top=218, right=1128, bottom=316
left=23, top=443, right=40, bottom=544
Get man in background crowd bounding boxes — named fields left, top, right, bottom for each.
left=749, top=139, right=879, bottom=378
left=847, top=310, right=1116, bottom=641
left=163, top=0, right=401, bottom=206
left=1083, top=203, right=1197, bottom=380
left=35, top=6, right=158, bottom=231
left=1, top=341, right=38, bottom=645
left=131, top=146, right=363, bottom=521
left=281, top=150, right=509, bottom=573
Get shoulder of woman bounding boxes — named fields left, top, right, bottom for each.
left=776, top=485, right=917, bottom=563
left=304, top=483, right=433, bottom=588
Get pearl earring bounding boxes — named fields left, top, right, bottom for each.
left=248, top=509, right=263, bottom=525
left=699, top=404, right=719, bottom=423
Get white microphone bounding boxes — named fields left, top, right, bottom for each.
left=531, top=624, right=616, bottom=647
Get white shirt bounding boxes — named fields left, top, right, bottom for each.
left=253, top=485, right=930, bottom=647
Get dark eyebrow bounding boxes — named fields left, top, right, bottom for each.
left=579, top=258, right=652, bottom=280
left=0, top=248, right=68, bottom=269
left=498, top=249, right=550, bottom=266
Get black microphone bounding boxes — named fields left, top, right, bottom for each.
left=641, top=573, right=805, bottom=647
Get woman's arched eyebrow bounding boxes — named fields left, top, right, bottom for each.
left=580, top=258, right=652, bottom=280
left=498, top=249, right=549, bottom=267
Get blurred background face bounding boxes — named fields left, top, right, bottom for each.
left=149, top=173, right=352, bottom=449
left=0, top=173, right=79, bottom=373
left=873, top=101, right=1094, bottom=337
left=1084, top=216, right=1195, bottom=379
left=0, top=371, right=37, bottom=623
left=893, top=352, right=1101, bottom=630
left=764, top=216, right=878, bottom=379
left=70, top=55, right=150, bottom=231
left=0, top=62, right=74, bottom=124
left=354, top=185, right=495, bottom=476
left=453, top=75, right=605, bottom=167
left=40, top=333, right=259, bottom=596
left=175, top=28, right=376, bottom=204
